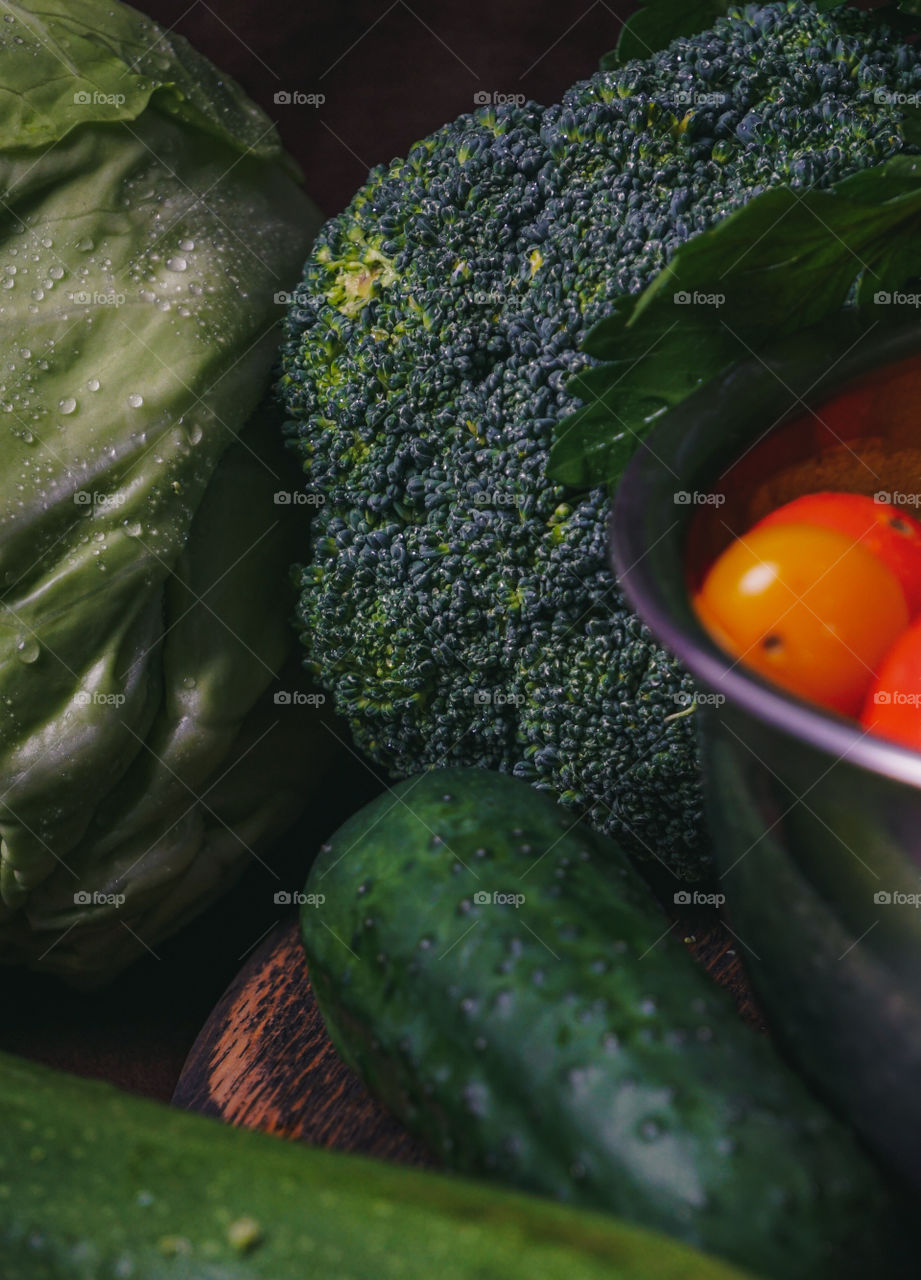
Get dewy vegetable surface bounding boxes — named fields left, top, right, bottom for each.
left=0, top=0, right=324, bottom=980
left=281, top=0, right=921, bottom=882
left=302, top=767, right=913, bottom=1280
left=0, top=1048, right=758, bottom=1280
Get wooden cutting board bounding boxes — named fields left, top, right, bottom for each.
left=172, top=912, right=764, bottom=1163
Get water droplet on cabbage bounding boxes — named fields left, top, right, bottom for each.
left=58, top=397, right=77, bottom=415
left=86, top=378, right=100, bottom=392
left=127, top=394, right=144, bottom=409
left=15, top=637, right=39, bottom=664
left=123, top=520, right=142, bottom=537
left=167, top=257, right=187, bottom=272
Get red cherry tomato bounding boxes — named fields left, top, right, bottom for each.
left=861, top=620, right=921, bottom=750
left=754, top=492, right=921, bottom=616
left=696, top=523, right=909, bottom=716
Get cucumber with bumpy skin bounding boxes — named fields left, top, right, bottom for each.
left=0, top=1049, right=755, bottom=1280
left=302, top=767, right=910, bottom=1280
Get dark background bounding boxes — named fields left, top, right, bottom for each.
left=147, top=0, right=628, bottom=217
left=0, top=0, right=644, bottom=1102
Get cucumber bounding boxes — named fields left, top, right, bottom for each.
left=0, top=1050, right=754, bottom=1280
left=302, top=768, right=910, bottom=1280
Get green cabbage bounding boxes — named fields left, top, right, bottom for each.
left=0, top=0, right=325, bottom=980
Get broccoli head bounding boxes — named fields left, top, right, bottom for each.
left=280, top=1, right=921, bottom=881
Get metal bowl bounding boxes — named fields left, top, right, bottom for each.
left=610, top=320, right=921, bottom=1190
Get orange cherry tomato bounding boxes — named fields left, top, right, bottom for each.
left=861, top=620, right=921, bottom=750
left=754, top=492, right=921, bottom=616
left=696, top=523, right=909, bottom=716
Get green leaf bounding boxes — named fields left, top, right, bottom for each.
left=0, top=1, right=290, bottom=163
left=0, top=0, right=325, bottom=980
left=607, top=0, right=732, bottom=66
left=549, top=154, right=921, bottom=491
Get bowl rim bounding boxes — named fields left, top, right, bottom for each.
left=610, top=320, right=921, bottom=789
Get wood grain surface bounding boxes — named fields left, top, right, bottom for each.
left=172, top=909, right=767, bottom=1166
left=172, top=918, right=433, bottom=1166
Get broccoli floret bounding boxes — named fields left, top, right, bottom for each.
left=280, top=1, right=921, bottom=881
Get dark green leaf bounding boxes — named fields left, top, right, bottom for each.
left=609, top=0, right=731, bottom=66
left=549, top=154, right=921, bottom=491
